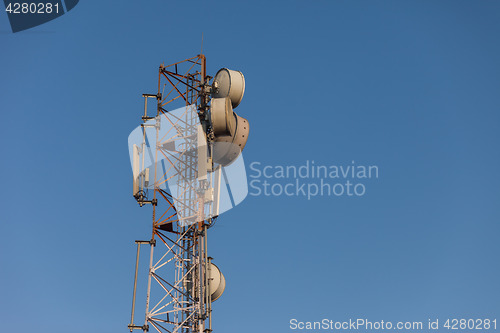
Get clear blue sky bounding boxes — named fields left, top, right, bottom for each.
left=1, top=1, right=499, bottom=332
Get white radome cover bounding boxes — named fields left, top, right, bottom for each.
left=212, top=68, right=245, bottom=108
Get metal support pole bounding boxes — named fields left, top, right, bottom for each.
left=144, top=240, right=155, bottom=331
left=206, top=228, right=212, bottom=331
left=198, top=231, right=205, bottom=333
left=129, top=243, right=141, bottom=331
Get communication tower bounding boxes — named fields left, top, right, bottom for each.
left=127, top=54, right=249, bottom=333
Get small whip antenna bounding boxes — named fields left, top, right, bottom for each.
left=201, top=32, right=204, bottom=54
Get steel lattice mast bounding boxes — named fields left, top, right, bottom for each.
left=129, top=54, right=216, bottom=333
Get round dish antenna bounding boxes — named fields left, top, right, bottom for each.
left=208, top=263, right=226, bottom=302
left=211, top=68, right=245, bottom=108
left=210, top=97, right=236, bottom=136
left=212, top=114, right=249, bottom=166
